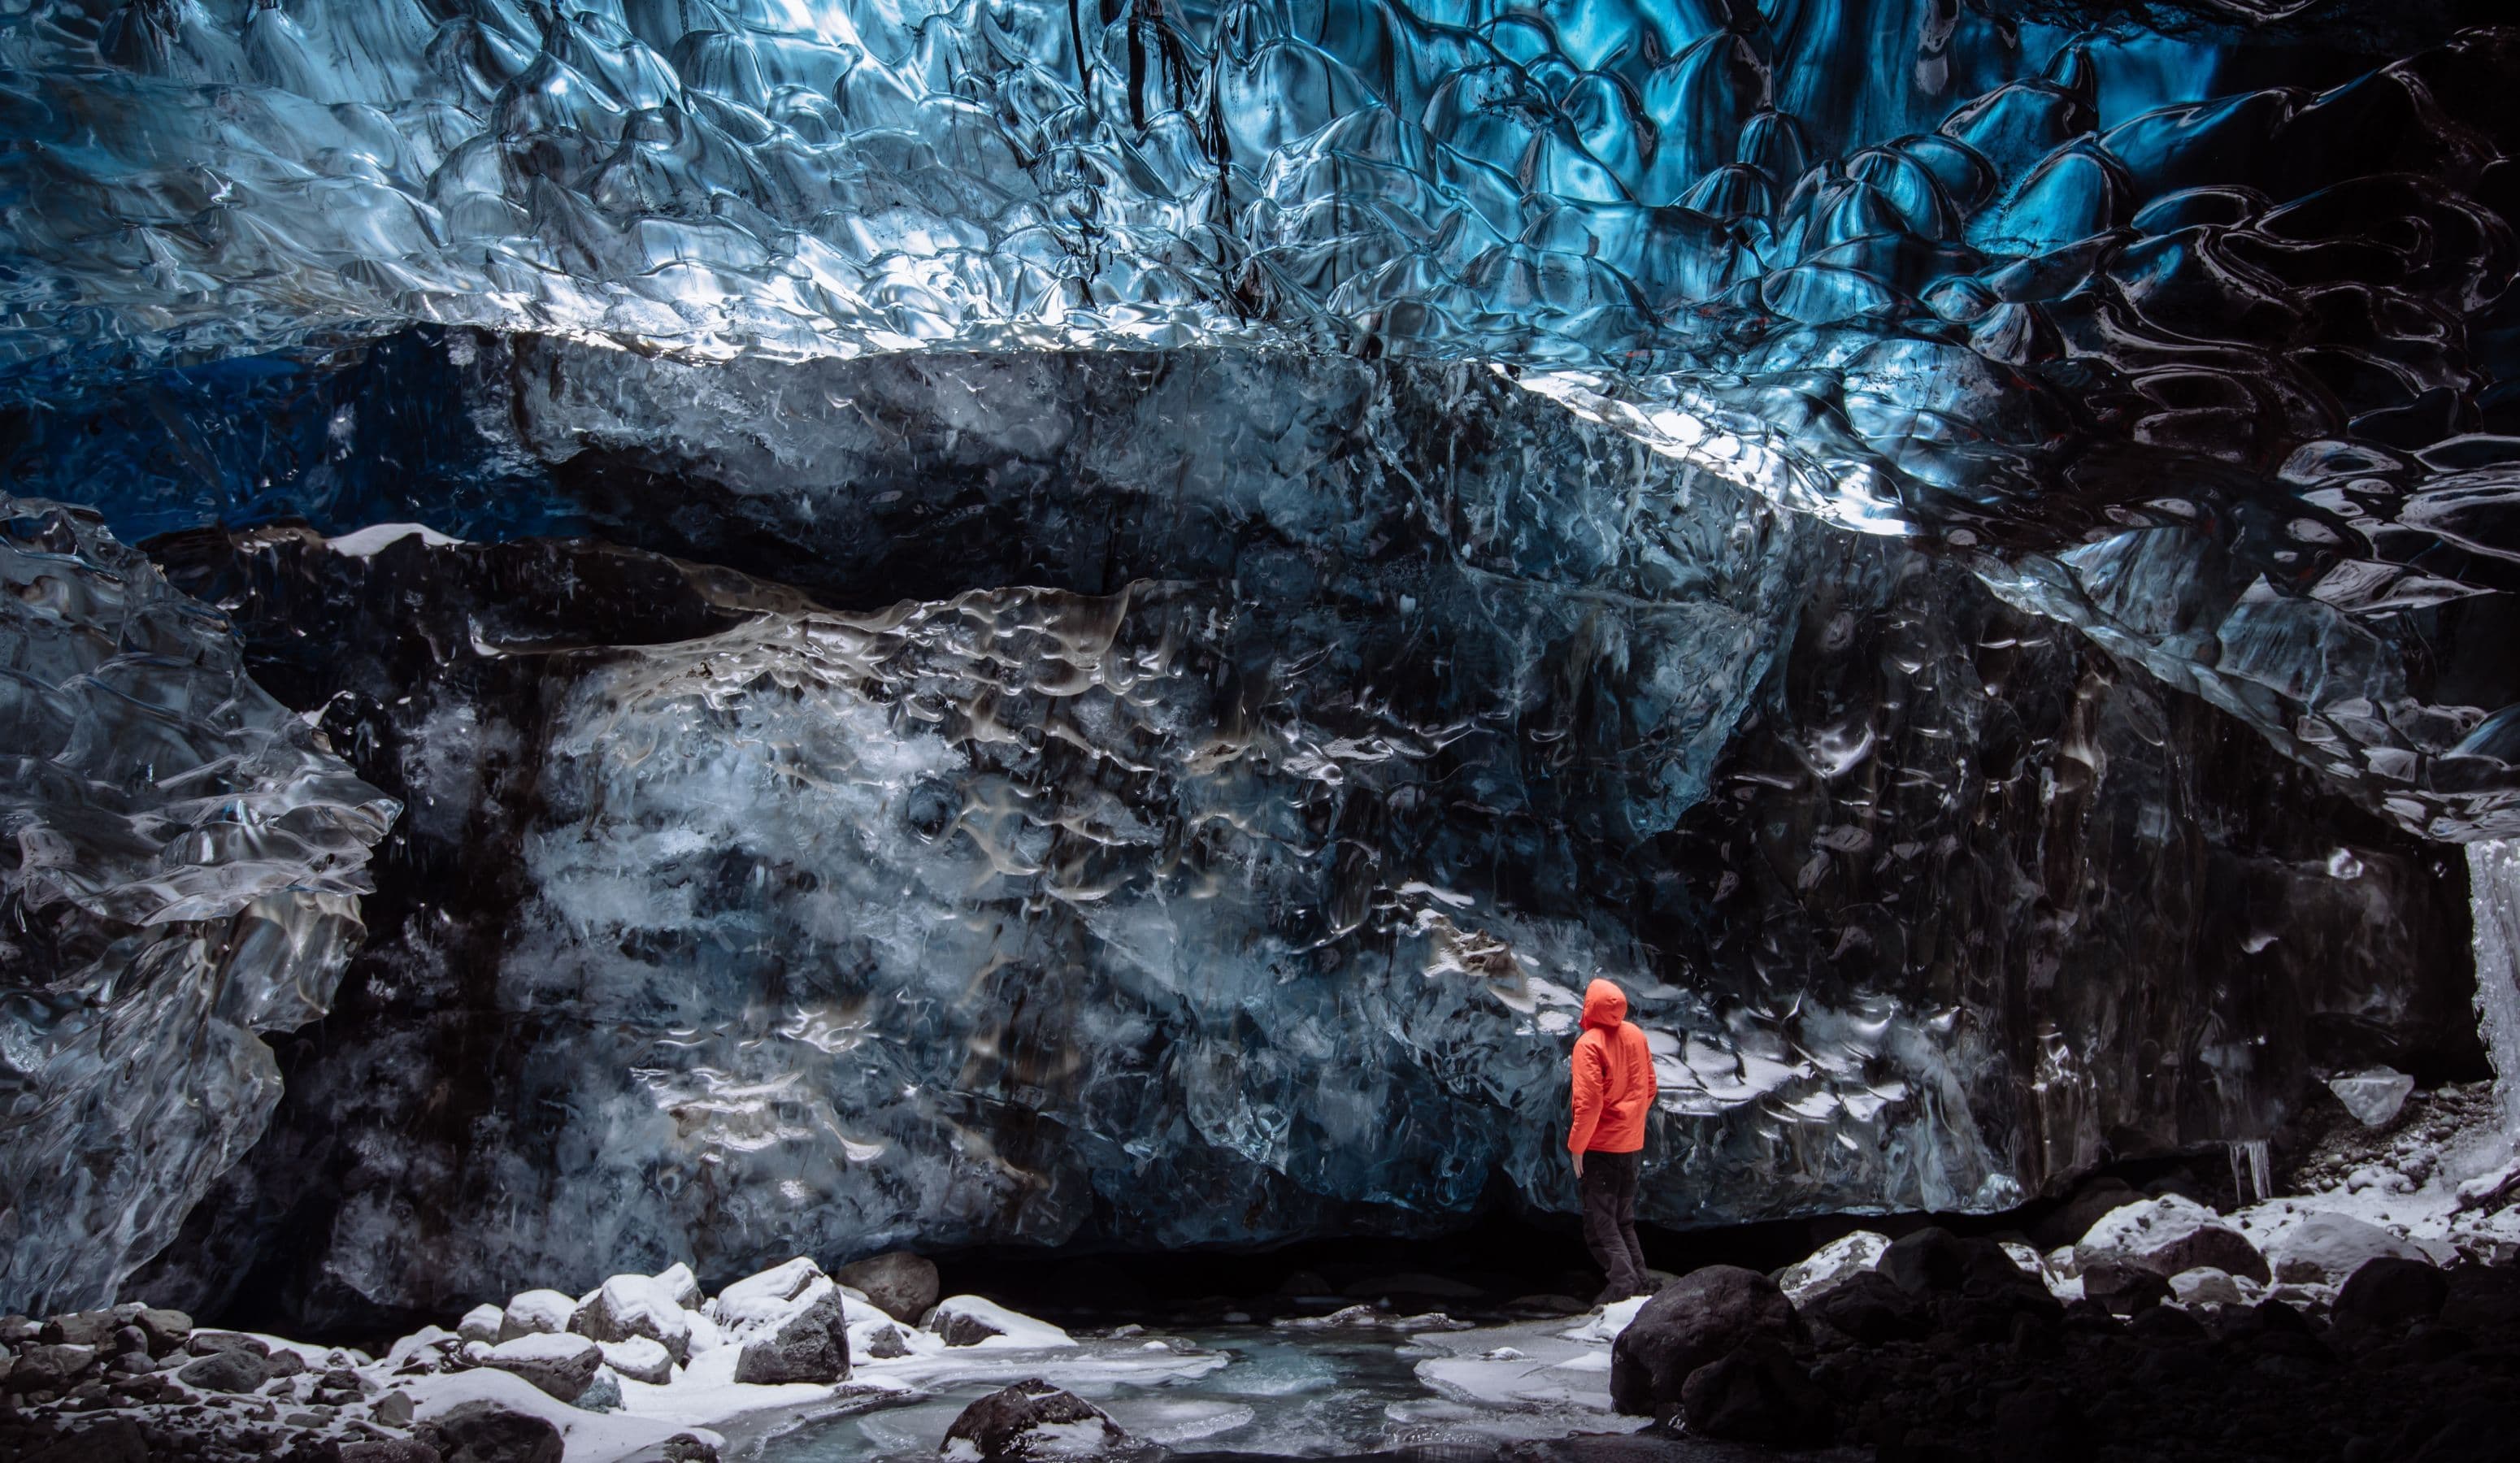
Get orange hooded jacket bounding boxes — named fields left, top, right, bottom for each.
left=1568, top=978, right=1656, bottom=1154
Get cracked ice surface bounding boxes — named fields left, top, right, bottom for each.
left=0, top=497, right=398, bottom=1315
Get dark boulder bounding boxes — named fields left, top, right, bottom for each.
left=834, top=1252, right=941, bottom=1324
left=1608, top=1265, right=1798, bottom=1417
left=8, top=1344, right=98, bottom=1393
left=1880, top=1227, right=2049, bottom=1303
left=2144, top=1225, right=2271, bottom=1284
left=176, top=1345, right=269, bottom=1393
left=1803, top=1270, right=1927, bottom=1344
left=2440, top=1265, right=2520, bottom=1332
left=942, top=1378, right=1140, bottom=1461
left=2334, top=1257, right=2448, bottom=1331
left=415, top=1400, right=565, bottom=1463
left=37, top=1312, right=118, bottom=1348
left=2031, top=1178, right=2143, bottom=1252
left=732, top=1286, right=850, bottom=1385
left=1677, top=1340, right=1836, bottom=1446
left=2079, top=1257, right=2171, bottom=1317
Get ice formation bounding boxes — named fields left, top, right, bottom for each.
left=0, top=498, right=398, bottom=1315
left=0, top=0, right=2517, bottom=1327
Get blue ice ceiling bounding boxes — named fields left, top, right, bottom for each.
left=5, top=0, right=2517, bottom=836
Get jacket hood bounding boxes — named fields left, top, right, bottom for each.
left=1580, top=978, right=1627, bottom=1031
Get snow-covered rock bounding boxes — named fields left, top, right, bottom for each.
left=2253, top=1210, right=2441, bottom=1283
left=652, top=1262, right=703, bottom=1311
left=456, top=1304, right=504, bottom=1345
left=498, top=1290, right=580, bottom=1343
left=2075, top=1195, right=2268, bottom=1282
left=927, top=1296, right=1078, bottom=1350
left=480, top=1332, right=602, bottom=1403
left=597, top=1335, right=675, bottom=1386
left=571, top=1274, right=694, bottom=1363
left=1775, top=1231, right=1889, bottom=1304
left=732, top=1283, right=850, bottom=1385
left=942, top=1378, right=1132, bottom=1462
left=2167, top=1268, right=2249, bottom=1306
left=710, top=1258, right=827, bottom=1335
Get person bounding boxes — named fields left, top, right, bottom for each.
left=1567, top=976, right=1657, bottom=1304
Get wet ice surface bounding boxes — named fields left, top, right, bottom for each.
left=753, top=1320, right=1646, bottom=1461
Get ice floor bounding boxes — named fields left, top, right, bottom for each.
left=750, top=1319, right=1648, bottom=1461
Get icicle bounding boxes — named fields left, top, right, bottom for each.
left=2467, top=840, right=2520, bottom=1135
left=2227, top=1139, right=2271, bottom=1203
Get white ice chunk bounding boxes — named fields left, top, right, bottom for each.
left=2328, top=1068, right=2416, bottom=1128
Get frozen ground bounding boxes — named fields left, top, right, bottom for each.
left=753, top=1314, right=1653, bottom=1462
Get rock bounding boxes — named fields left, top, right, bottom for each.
left=576, top=1367, right=623, bottom=1413
left=1801, top=1270, right=1927, bottom=1344
left=711, top=1259, right=826, bottom=1331
left=834, top=1252, right=941, bottom=1324
left=10, top=1344, right=98, bottom=1392
left=415, top=1400, right=565, bottom=1463
left=2079, top=1258, right=2171, bottom=1317
left=2263, top=1212, right=2435, bottom=1284
left=175, top=1345, right=267, bottom=1392
left=936, top=1309, right=1004, bottom=1347
left=2030, top=1177, right=2144, bottom=1252
left=0, top=1315, right=37, bottom=1345
left=732, top=1285, right=850, bottom=1384
left=1879, top=1227, right=2049, bottom=1301
left=375, top=1388, right=417, bottom=1427
left=38, top=1311, right=119, bottom=1348
left=569, top=1274, right=693, bottom=1364
left=341, top=1442, right=444, bottom=1463
left=598, top=1335, right=674, bottom=1385
left=342, top=1443, right=445, bottom=1463
left=861, top=1323, right=911, bottom=1360
left=15, top=1418, right=148, bottom=1463
left=651, top=1264, right=703, bottom=1311
left=106, top=1325, right=147, bottom=1357
left=266, top=1346, right=307, bottom=1378
left=941, top=1378, right=1136, bottom=1461
left=187, top=1330, right=269, bottom=1358
left=2328, top=1067, right=2416, bottom=1127
left=481, top=1334, right=602, bottom=1403
left=456, top=1305, right=505, bottom=1345
left=497, top=1291, right=579, bottom=1343
left=2440, top=1265, right=2520, bottom=1331
left=2076, top=1196, right=2270, bottom=1283
left=1775, top=1231, right=1889, bottom=1304
left=2168, top=1267, right=2248, bottom=1306
left=659, top=1435, right=720, bottom=1463
left=1607, top=1265, right=1797, bottom=1417
left=1678, top=1340, right=1836, bottom=1446
left=2334, top=1257, right=2449, bottom=1331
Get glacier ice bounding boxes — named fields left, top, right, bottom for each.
left=0, top=0, right=2515, bottom=1329
left=0, top=2, right=2516, bottom=840
left=0, top=497, right=397, bottom=1316
left=98, top=349, right=2474, bottom=1332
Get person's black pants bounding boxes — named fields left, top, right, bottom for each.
left=1579, top=1148, right=1648, bottom=1300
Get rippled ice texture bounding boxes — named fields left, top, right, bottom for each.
left=0, top=499, right=397, bottom=1315
left=2, top=0, right=2518, bottom=835
left=111, top=346, right=2475, bottom=1331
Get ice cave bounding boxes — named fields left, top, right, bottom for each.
left=4, top=0, right=2520, bottom=1458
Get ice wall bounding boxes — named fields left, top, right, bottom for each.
left=2470, top=840, right=2520, bottom=1135
left=0, top=498, right=398, bottom=1316
left=106, top=352, right=2471, bottom=1332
